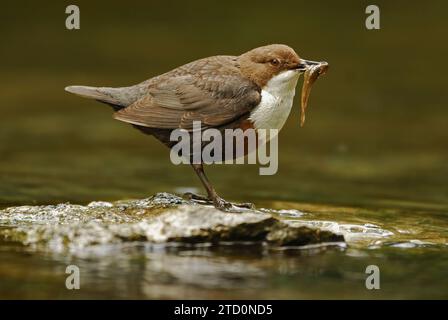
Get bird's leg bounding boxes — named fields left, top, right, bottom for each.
left=187, top=163, right=255, bottom=212
left=189, top=163, right=232, bottom=210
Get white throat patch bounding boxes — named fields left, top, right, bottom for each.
left=249, top=70, right=300, bottom=131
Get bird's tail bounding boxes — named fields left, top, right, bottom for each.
left=65, top=85, right=129, bottom=107
left=66, top=82, right=148, bottom=110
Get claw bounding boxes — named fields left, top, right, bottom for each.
left=182, top=192, right=255, bottom=213
left=213, top=197, right=256, bottom=213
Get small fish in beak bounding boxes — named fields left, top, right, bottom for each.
left=300, top=60, right=329, bottom=127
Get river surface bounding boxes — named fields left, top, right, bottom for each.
left=0, top=1, right=447, bottom=299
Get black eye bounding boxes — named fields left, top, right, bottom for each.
left=270, top=58, right=280, bottom=66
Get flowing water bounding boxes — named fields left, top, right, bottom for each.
left=0, top=1, right=447, bottom=299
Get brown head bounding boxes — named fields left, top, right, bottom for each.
left=237, top=44, right=308, bottom=88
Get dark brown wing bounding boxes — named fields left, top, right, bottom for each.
left=113, top=58, right=261, bottom=131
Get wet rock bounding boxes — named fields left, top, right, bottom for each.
left=0, top=193, right=344, bottom=253
left=284, top=220, right=394, bottom=245
left=267, top=223, right=344, bottom=246
left=130, top=205, right=277, bottom=243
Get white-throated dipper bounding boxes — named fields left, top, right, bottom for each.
left=65, top=44, right=328, bottom=211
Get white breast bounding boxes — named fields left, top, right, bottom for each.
left=249, top=70, right=300, bottom=131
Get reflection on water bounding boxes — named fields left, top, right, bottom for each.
left=1, top=242, right=447, bottom=299
left=0, top=1, right=447, bottom=299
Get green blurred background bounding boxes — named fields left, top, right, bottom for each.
left=0, top=0, right=447, bottom=210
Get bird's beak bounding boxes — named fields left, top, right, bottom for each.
left=293, top=59, right=327, bottom=72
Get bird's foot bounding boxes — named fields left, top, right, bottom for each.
left=231, top=202, right=255, bottom=210
left=213, top=197, right=255, bottom=213
left=182, top=192, right=255, bottom=212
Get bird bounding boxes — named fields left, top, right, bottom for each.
left=65, top=44, right=327, bottom=211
